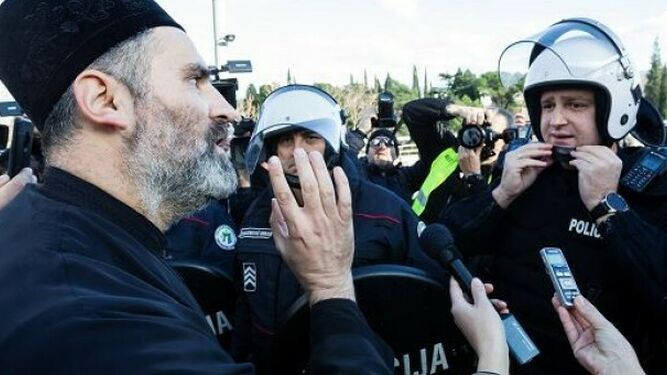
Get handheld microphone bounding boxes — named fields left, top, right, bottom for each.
left=418, top=223, right=540, bottom=365
left=418, top=223, right=474, bottom=296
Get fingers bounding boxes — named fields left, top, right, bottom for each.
left=269, top=198, right=289, bottom=254
left=484, top=282, right=494, bottom=294
left=293, top=148, right=323, bottom=211
left=449, top=277, right=468, bottom=308
left=490, top=298, right=509, bottom=314
left=267, top=156, right=299, bottom=223
left=269, top=198, right=289, bottom=238
left=332, top=166, right=352, bottom=222
left=512, top=158, right=549, bottom=169
left=309, top=151, right=337, bottom=217
left=573, top=295, right=609, bottom=329
left=260, top=162, right=270, bottom=172
left=470, top=277, right=490, bottom=306
left=0, top=168, right=34, bottom=209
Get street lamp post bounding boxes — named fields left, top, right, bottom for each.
left=212, top=0, right=220, bottom=66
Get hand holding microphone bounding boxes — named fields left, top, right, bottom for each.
left=418, top=223, right=539, bottom=366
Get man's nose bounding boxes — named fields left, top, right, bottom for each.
left=207, top=83, right=239, bottom=124
left=551, top=105, right=567, bottom=126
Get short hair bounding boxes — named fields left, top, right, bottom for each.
left=41, top=29, right=157, bottom=159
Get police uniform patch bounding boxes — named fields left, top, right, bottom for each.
left=239, top=227, right=273, bottom=240
left=243, top=263, right=257, bottom=292
left=214, top=225, right=237, bottom=251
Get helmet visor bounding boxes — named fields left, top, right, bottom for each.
left=498, top=20, right=628, bottom=89
left=245, top=117, right=341, bottom=174
left=245, top=85, right=343, bottom=174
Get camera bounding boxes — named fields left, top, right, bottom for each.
left=458, top=122, right=501, bottom=150
left=373, top=91, right=397, bottom=128
left=230, top=118, right=256, bottom=170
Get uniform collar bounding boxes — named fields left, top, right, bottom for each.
left=40, top=167, right=166, bottom=253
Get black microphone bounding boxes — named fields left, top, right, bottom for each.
left=418, top=223, right=540, bottom=365
left=418, top=223, right=474, bottom=296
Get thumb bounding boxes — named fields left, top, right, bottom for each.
left=573, top=295, right=610, bottom=328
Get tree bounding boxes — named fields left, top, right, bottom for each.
left=239, top=84, right=260, bottom=118
left=257, top=84, right=275, bottom=105
left=383, top=74, right=419, bottom=108
left=412, top=65, right=420, bottom=98
left=645, top=38, right=663, bottom=109
left=423, top=68, right=428, bottom=97
left=364, top=69, right=369, bottom=89
left=439, top=68, right=481, bottom=103
left=658, top=64, right=667, bottom=118
left=287, top=68, right=293, bottom=84
left=349, top=74, right=354, bottom=86
left=374, top=76, right=382, bottom=93
left=478, top=71, right=523, bottom=110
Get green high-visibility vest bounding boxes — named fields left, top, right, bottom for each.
left=411, top=148, right=459, bottom=216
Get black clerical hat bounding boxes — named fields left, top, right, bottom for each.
left=0, top=0, right=183, bottom=131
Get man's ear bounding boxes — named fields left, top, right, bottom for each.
left=72, top=70, right=133, bottom=130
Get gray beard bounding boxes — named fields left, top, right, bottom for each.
left=123, top=100, right=238, bottom=229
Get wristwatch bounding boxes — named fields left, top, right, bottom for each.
left=589, top=192, right=629, bottom=220
left=463, top=173, right=484, bottom=185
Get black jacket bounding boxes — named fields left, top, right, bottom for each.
left=0, top=167, right=392, bottom=374
left=361, top=98, right=457, bottom=207
left=234, top=152, right=444, bottom=372
left=442, top=147, right=667, bottom=374
left=165, top=198, right=238, bottom=276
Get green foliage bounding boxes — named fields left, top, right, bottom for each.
left=440, top=68, right=480, bottom=102
left=436, top=68, right=524, bottom=111
left=658, top=64, right=667, bottom=118
left=645, top=38, right=663, bottom=111
left=384, top=74, right=419, bottom=109
left=412, top=65, right=420, bottom=97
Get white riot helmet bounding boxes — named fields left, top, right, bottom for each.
left=245, top=84, right=347, bottom=176
left=498, top=18, right=642, bottom=145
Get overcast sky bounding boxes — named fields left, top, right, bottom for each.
left=2, top=0, right=667, bottom=100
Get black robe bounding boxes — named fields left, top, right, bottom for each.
left=0, top=167, right=391, bottom=374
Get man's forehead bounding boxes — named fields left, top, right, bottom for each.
left=150, top=27, right=206, bottom=72
left=540, top=89, right=594, bottom=101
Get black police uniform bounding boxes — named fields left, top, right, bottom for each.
left=165, top=198, right=238, bottom=276
left=0, top=167, right=393, bottom=374
left=442, top=147, right=667, bottom=374
left=361, top=98, right=457, bottom=205
left=234, top=151, right=444, bottom=372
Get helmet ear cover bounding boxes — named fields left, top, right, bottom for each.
left=525, top=82, right=613, bottom=146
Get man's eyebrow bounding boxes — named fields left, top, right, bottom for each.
left=562, top=95, right=593, bottom=102
left=181, top=63, right=209, bottom=78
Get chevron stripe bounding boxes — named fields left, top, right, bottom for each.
left=243, top=263, right=257, bottom=292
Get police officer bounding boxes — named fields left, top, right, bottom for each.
left=443, top=18, right=667, bottom=374
left=234, top=85, right=443, bottom=372
left=165, top=199, right=238, bottom=275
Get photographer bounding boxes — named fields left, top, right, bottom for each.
left=442, top=18, right=667, bottom=374
left=401, top=98, right=504, bottom=223
left=359, top=93, right=487, bottom=209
